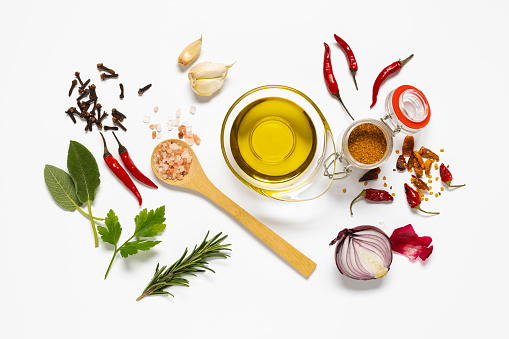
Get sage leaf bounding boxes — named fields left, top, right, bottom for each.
left=67, top=140, right=100, bottom=203
left=44, top=164, right=82, bottom=211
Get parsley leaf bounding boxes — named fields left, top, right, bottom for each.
left=102, top=206, right=166, bottom=279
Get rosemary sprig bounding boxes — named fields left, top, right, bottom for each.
left=136, top=231, right=231, bottom=301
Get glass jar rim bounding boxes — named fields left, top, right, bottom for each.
left=391, top=85, right=430, bottom=130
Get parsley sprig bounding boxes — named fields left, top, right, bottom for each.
left=136, top=231, right=231, bottom=301
left=99, top=206, right=166, bottom=279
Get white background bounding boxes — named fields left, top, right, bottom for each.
left=1, top=0, right=507, bottom=338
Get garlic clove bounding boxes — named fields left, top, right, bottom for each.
left=188, top=62, right=233, bottom=80
left=191, top=78, right=225, bottom=96
left=178, top=35, right=202, bottom=66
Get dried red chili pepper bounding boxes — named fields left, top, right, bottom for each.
left=439, top=163, right=465, bottom=188
left=359, top=167, right=381, bottom=182
left=100, top=133, right=142, bottom=206
left=333, top=34, right=358, bottom=90
left=370, top=54, right=414, bottom=109
left=349, top=188, right=393, bottom=215
left=323, top=42, right=354, bottom=120
left=112, top=132, right=158, bottom=189
left=404, top=183, right=438, bottom=215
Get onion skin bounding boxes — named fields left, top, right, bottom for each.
left=330, top=226, right=393, bottom=280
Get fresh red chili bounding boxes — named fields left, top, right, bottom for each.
left=404, top=183, right=438, bottom=215
left=439, top=163, right=465, bottom=188
left=112, top=132, right=158, bottom=189
left=370, top=54, right=414, bottom=109
left=323, top=42, right=354, bottom=120
left=349, top=188, right=393, bottom=215
left=100, top=132, right=142, bottom=206
left=333, top=34, right=358, bottom=90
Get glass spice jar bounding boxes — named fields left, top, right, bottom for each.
left=325, top=85, right=430, bottom=179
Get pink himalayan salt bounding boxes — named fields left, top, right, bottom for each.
left=153, top=141, right=192, bottom=181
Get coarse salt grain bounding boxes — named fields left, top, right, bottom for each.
left=176, top=108, right=182, bottom=118
left=190, top=105, right=196, bottom=114
left=154, top=106, right=159, bottom=112
left=156, top=123, right=162, bottom=132
left=143, top=116, right=151, bottom=123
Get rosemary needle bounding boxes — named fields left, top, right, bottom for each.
left=136, top=231, right=231, bottom=301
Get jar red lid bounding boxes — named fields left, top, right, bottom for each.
left=391, top=85, right=430, bottom=130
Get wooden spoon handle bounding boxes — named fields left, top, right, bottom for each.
left=198, top=181, right=317, bottom=277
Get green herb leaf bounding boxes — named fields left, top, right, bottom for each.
left=67, top=140, right=100, bottom=203
left=44, top=164, right=82, bottom=211
left=98, top=209, right=122, bottom=247
left=136, top=231, right=231, bottom=301
left=67, top=140, right=101, bottom=247
left=119, top=240, right=161, bottom=257
left=102, top=206, right=166, bottom=279
left=134, top=206, right=166, bottom=238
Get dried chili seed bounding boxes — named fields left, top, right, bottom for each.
left=418, top=146, right=440, bottom=161
left=396, top=154, right=406, bottom=171
left=359, top=167, right=381, bottom=182
left=411, top=175, right=429, bottom=191
left=402, top=135, right=414, bottom=156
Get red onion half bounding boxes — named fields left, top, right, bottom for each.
left=330, top=226, right=392, bottom=280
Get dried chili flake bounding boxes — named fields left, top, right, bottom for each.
left=359, top=167, right=381, bottom=182
left=418, top=146, right=440, bottom=161
left=411, top=175, right=429, bottom=191
left=390, top=224, right=433, bottom=261
left=413, top=157, right=424, bottom=177
left=407, top=152, right=415, bottom=171
left=402, top=135, right=414, bottom=156
left=424, top=159, right=433, bottom=176
left=413, top=150, right=425, bottom=169
left=396, top=154, right=406, bottom=171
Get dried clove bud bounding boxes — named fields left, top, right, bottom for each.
left=97, top=63, right=116, bottom=74
left=111, top=108, right=126, bottom=121
left=100, top=73, right=119, bottom=80
left=76, top=88, right=89, bottom=101
left=78, top=79, right=90, bottom=93
left=112, top=116, right=127, bottom=131
left=69, top=80, right=78, bottom=97
left=75, top=72, right=83, bottom=86
left=65, top=107, right=77, bottom=123
left=119, top=83, right=124, bottom=99
left=138, top=84, right=152, bottom=95
left=104, top=126, right=119, bottom=131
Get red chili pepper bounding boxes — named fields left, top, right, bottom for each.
left=404, top=183, right=438, bottom=215
left=333, top=34, right=358, bottom=90
left=349, top=188, right=393, bottom=215
left=439, top=163, right=465, bottom=188
left=112, top=132, right=158, bottom=188
left=370, top=54, right=414, bottom=109
left=100, top=133, right=142, bottom=206
left=323, top=42, right=354, bottom=121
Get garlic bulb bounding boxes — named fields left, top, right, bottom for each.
left=178, top=36, right=202, bottom=66
left=188, top=62, right=234, bottom=96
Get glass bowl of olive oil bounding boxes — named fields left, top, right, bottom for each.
left=221, top=85, right=336, bottom=201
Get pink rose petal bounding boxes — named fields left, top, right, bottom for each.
left=390, top=224, right=433, bottom=261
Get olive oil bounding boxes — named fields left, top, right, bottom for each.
left=230, top=97, right=317, bottom=182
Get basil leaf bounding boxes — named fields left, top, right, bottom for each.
left=67, top=140, right=100, bottom=203
left=44, top=164, right=82, bottom=211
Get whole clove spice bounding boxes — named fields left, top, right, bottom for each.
left=104, top=126, right=119, bottom=131
left=119, top=83, right=124, bottom=99
left=138, top=84, right=152, bottom=95
left=76, top=88, right=89, bottom=101
left=75, top=72, right=83, bottom=86
left=69, top=80, right=78, bottom=97
left=97, top=63, right=116, bottom=74
left=65, top=107, right=78, bottom=123
left=112, top=116, right=127, bottom=131
left=78, top=79, right=90, bottom=93
left=111, top=108, right=126, bottom=121
left=100, top=73, right=119, bottom=80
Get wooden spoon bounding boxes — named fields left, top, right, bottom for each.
left=151, top=139, right=316, bottom=277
